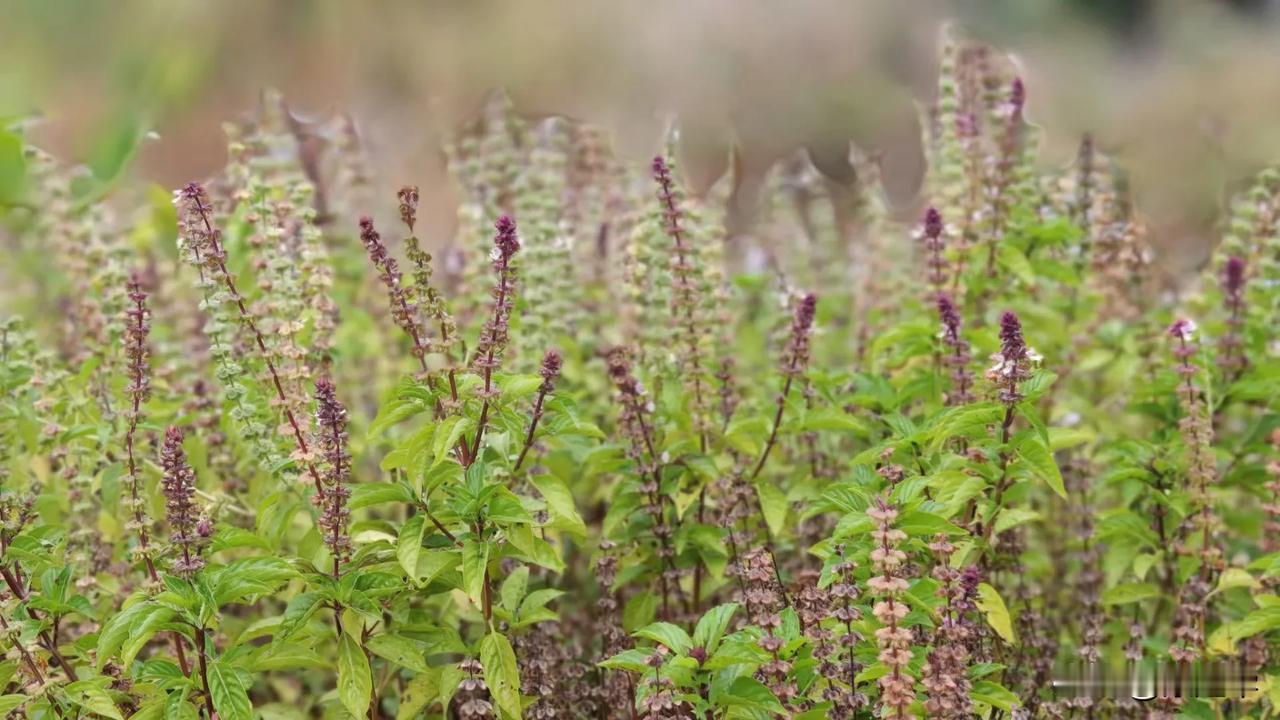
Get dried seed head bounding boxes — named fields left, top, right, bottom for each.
left=398, top=185, right=420, bottom=232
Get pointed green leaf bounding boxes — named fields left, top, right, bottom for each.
left=208, top=659, right=253, bottom=720
left=479, top=632, right=521, bottom=720
left=338, top=633, right=372, bottom=718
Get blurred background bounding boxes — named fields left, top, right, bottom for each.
left=3, top=0, right=1280, bottom=271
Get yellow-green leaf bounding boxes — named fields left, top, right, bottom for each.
left=976, top=583, right=1016, bottom=644
left=338, top=634, right=372, bottom=718
left=480, top=632, right=522, bottom=719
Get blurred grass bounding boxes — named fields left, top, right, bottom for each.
left=3, top=0, right=1280, bottom=270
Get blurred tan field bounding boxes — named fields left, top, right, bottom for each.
left=5, top=0, right=1280, bottom=272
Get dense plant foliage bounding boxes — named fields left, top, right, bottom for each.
left=0, top=30, right=1277, bottom=720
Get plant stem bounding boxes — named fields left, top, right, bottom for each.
left=194, top=626, right=217, bottom=720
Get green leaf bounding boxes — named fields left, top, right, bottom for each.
left=274, top=592, right=325, bottom=644
left=725, top=416, right=769, bottom=457
left=433, top=417, right=473, bottom=466
left=97, top=600, right=159, bottom=670
left=0, top=695, right=26, bottom=717
left=349, top=482, right=415, bottom=510
left=213, top=557, right=297, bottom=605
left=897, top=510, right=965, bottom=537
left=366, top=633, right=432, bottom=674
left=720, top=676, right=784, bottom=714
left=0, top=131, right=27, bottom=205
left=692, top=603, right=738, bottom=653
left=397, top=515, right=427, bottom=579
left=1102, top=583, right=1160, bottom=606
left=634, top=622, right=692, bottom=654
left=976, top=583, right=1016, bottom=644
left=971, top=680, right=1020, bottom=712
left=1212, top=568, right=1261, bottom=596
left=396, top=671, right=439, bottom=720
left=929, top=403, right=1002, bottom=451
left=121, top=606, right=177, bottom=668
left=756, top=482, right=788, bottom=538
left=462, top=541, right=491, bottom=607
left=530, top=474, right=586, bottom=538
left=996, top=244, right=1035, bottom=286
left=1015, top=435, right=1066, bottom=499
left=506, top=524, right=564, bottom=572
left=500, top=566, right=529, bottom=613
left=518, top=588, right=564, bottom=616
left=209, top=659, right=253, bottom=720
left=368, top=399, right=427, bottom=439
left=598, top=648, right=652, bottom=673
left=480, top=632, right=522, bottom=720
left=1226, top=607, right=1280, bottom=641
left=338, top=633, right=372, bottom=719
left=64, top=680, right=124, bottom=720
left=992, top=508, right=1040, bottom=535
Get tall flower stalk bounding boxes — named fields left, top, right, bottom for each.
left=981, top=311, right=1037, bottom=546
left=1218, top=256, right=1248, bottom=381
left=122, top=275, right=193, bottom=676
left=752, top=293, right=817, bottom=479
left=921, top=536, right=975, bottom=719
left=174, top=182, right=325, bottom=494
left=159, top=427, right=211, bottom=578
left=606, top=346, right=686, bottom=618
left=919, top=207, right=948, bottom=300
left=123, top=274, right=157, bottom=575
left=936, top=294, right=974, bottom=405
left=360, top=216, right=430, bottom=375
left=314, top=378, right=352, bottom=577
left=868, top=498, right=915, bottom=718
left=155, top=426, right=217, bottom=720
left=1167, top=318, right=1219, bottom=662
left=983, top=77, right=1028, bottom=277
left=652, top=156, right=712, bottom=451
left=513, top=350, right=562, bottom=472
left=469, top=215, right=520, bottom=460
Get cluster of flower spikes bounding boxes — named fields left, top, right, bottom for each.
left=512, top=118, right=580, bottom=371
left=921, top=535, right=980, bottom=719
left=173, top=182, right=296, bottom=483
left=604, top=345, right=687, bottom=620
left=159, top=427, right=212, bottom=577
left=360, top=215, right=431, bottom=374
left=470, top=213, right=521, bottom=427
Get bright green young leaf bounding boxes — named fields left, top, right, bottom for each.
left=634, top=621, right=692, bottom=654
left=692, top=603, right=739, bottom=653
